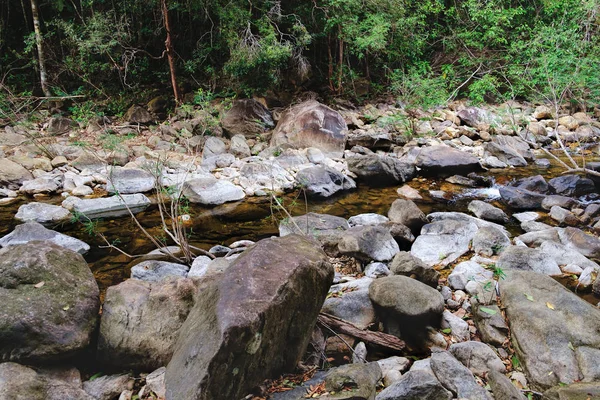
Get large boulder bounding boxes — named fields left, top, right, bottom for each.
left=106, top=167, right=155, bottom=194
left=411, top=220, right=479, bottom=266
left=0, top=222, right=90, bottom=254
left=0, top=158, right=33, bottom=186
left=271, top=101, right=347, bottom=157
left=347, top=154, right=416, bottom=186
left=182, top=177, right=245, bottom=205
left=62, top=193, right=151, bottom=219
left=415, top=146, right=481, bottom=176
left=165, top=235, right=333, bottom=400
left=500, top=270, right=600, bottom=390
left=296, top=166, right=356, bottom=197
left=338, top=225, right=399, bottom=261
left=97, top=277, right=200, bottom=371
left=221, top=99, right=274, bottom=138
left=0, top=362, right=92, bottom=400
left=499, top=186, right=545, bottom=210
left=496, top=245, right=562, bottom=275
left=0, top=241, right=99, bottom=363
left=388, top=199, right=427, bottom=234
left=516, top=227, right=600, bottom=260
left=548, top=174, right=596, bottom=197
left=484, top=135, right=533, bottom=167
left=14, top=202, right=72, bottom=226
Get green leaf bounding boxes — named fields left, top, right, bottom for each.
left=511, top=355, right=520, bottom=369
left=441, top=328, right=452, bottom=334
left=524, top=293, right=534, bottom=301
left=479, top=307, right=498, bottom=315
left=568, top=342, right=575, bottom=351
left=89, top=372, right=103, bottom=381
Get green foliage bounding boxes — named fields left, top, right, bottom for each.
left=389, top=66, right=449, bottom=110
left=69, top=100, right=102, bottom=123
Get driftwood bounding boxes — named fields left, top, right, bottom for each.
left=317, top=312, right=406, bottom=353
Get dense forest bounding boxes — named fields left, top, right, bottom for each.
left=1, top=0, right=600, bottom=116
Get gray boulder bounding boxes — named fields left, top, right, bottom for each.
left=448, top=260, right=494, bottom=290
left=500, top=186, right=545, bottom=210
left=222, top=99, right=274, bottom=138
left=229, top=134, right=252, bottom=158
left=20, top=177, right=60, bottom=195
left=130, top=260, right=189, bottom=281
left=182, top=177, right=244, bottom=205
left=279, top=212, right=349, bottom=251
left=449, top=341, right=505, bottom=377
left=538, top=241, right=600, bottom=271
left=415, top=146, right=481, bottom=176
left=369, top=275, right=444, bottom=342
left=542, top=195, right=578, bottom=211
left=62, top=193, right=151, bottom=219
left=106, top=167, right=155, bottom=194
left=388, top=199, right=427, bottom=234
left=472, top=225, right=511, bottom=256
left=472, top=304, right=509, bottom=346
left=500, top=270, right=600, bottom=389
left=376, top=369, right=452, bottom=400
left=496, top=246, right=562, bottom=275
left=0, top=158, right=33, bottom=186
left=83, top=373, right=133, bottom=400
left=0, top=222, right=90, bottom=254
left=487, top=370, right=527, bottom=400
left=549, top=205, right=580, bottom=226
left=14, top=202, right=71, bottom=225
left=338, top=225, right=399, bottom=261
left=347, top=154, right=416, bottom=186
left=348, top=213, right=389, bottom=227
left=165, top=235, right=333, bottom=400
left=0, top=242, right=99, bottom=363
left=457, top=106, right=500, bottom=129
left=467, top=200, right=509, bottom=223
left=484, top=136, right=531, bottom=167
left=549, top=174, right=596, bottom=197
left=411, top=220, right=479, bottom=266
left=322, top=277, right=376, bottom=330
left=97, top=277, right=200, bottom=371
left=513, top=175, right=549, bottom=193
left=296, top=166, right=356, bottom=197
left=389, top=251, right=439, bottom=287
left=516, top=227, right=600, bottom=259
left=430, top=351, right=493, bottom=399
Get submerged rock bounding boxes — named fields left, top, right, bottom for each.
left=165, top=235, right=333, bottom=400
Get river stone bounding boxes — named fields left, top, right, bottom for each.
left=279, top=212, right=349, bottom=249
left=322, top=277, right=376, bottom=330
left=376, top=369, right=452, bottom=400
left=521, top=220, right=552, bottom=232
left=106, top=167, right=155, bottom=194
left=388, top=199, right=427, bottom=234
left=270, top=100, right=347, bottom=157
left=296, top=166, right=356, bottom=197
left=500, top=186, right=545, bottom=210
left=415, top=145, right=481, bottom=176
left=0, top=222, right=90, bottom=254
left=97, top=277, right=200, bottom=371
left=484, top=138, right=528, bottom=167
left=430, top=351, right=493, bottom=400
left=514, top=175, right=549, bottom=193
left=467, top=200, right=509, bottom=223
left=500, top=270, right=600, bottom=390
left=516, top=227, right=600, bottom=259
left=513, top=211, right=540, bottom=223
left=323, top=362, right=382, bottom=400
left=496, top=245, right=561, bottom=275
left=0, top=241, right=99, bottom=363
left=83, top=373, right=133, bottom=400
left=473, top=304, right=508, bottom=346
left=187, top=255, right=212, bottom=278
left=182, top=177, right=244, bottom=205
left=472, top=225, right=511, bottom=256
left=62, top=193, right=151, bottom=219
left=487, top=370, right=527, bottom=400
left=165, top=235, right=333, bottom=400
left=383, top=222, right=416, bottom=248
left=441, top=310, right=470, bottom=342
left=543, top=382, right=600, bottom=400
left=202, top=136, right=227, bottom=160
left=222, top=99, right=274, bottom=138
left=389, top=251, right=439, bottom=287
left=130, top=260, right=189, bottom=281
left=347, top=154, right=416, bottom=186
left=70, top=152, right=105, bottom=172
left=14, top=202, right=71, bottom=225
left=411, top=220, right=479, bottom=266
left=549, top=205, right=580, bottom=226
left=427, top=211, right=508, bottom=234
left=230, top=134, right=252, bottom=158
left=364, top=262, right=390, bottom=278
left=0, top=362, right=93, bottom=400
left=448, top=260, right=494, bottom=290
left=338, top=225, right=399, bottom=261
left=549, top=174, right=596, bottom=197
left=20, top=177, right=60, bottom=195
left=348, top=213, right=389, bottom=227
left=0, top=158, right=34, bottom=186
left=449, top=341, right=505, bottom=377
left=542, top=195, right=578, bottom=210
left=10, top=155, right=53, bottom=172
left=539, top=241, right=600, bottom=272
left=369, top=275, right=444, bottom=343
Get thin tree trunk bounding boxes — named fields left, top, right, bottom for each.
left=337, top=26, right=344, bottom=95
left=30, top=0, right=51, bottom=97
left=161, top=0, right=181, bottom=104
left=327, top=34, right=334, bottom=92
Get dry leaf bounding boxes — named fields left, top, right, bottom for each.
left=63, top=305, right=70, bottom=311
left=546, top=302, right=555, bottom=310
left=33, top=281, right=45, bottom=288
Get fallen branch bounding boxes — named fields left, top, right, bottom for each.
left=317, top=313, right=406, bottom=353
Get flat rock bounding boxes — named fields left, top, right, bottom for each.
left=411, top=220, right=479, bottom=266
left=20, top=177, right=60, bottom=195
left=130, top=260, right=189, bottom=281
left=516, top=227, right=600, bottom=259
left=416, top=146, right=481, bottom=176
left=106, top=167, right=155, bottom=194
left=0, top=222, right=90, bottom=254
left=496, top=245, right=562, bottom=275
left=296, top=166, right=356, bottom=197
left=338, top=225, right=399, bottom=261
left=14, top=202, right=71, bottom=225
left=347, top=154, right=416, bottom=186
left=348, top=213, right=389, bottom=227
left=182, top=177, right=245, bottom=205
left=0, top=242, right=99, bottom=363
left=62, top=193, right=151, bottom=219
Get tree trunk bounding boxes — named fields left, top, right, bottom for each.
left=30, top=0, right=51, bottom=97
left=161, top=0, right=181, bottom=104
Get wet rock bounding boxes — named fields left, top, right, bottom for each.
left=369, top=275, right=444, bottom=343
left=182, top=177, right=244, bottom=205
left=549, top=205, right=580, bottom=226
left=448, top=260, right=494, bottom=290
left=388, top=199, right=427, bottom=234
left=473, top=304, right=508, bottom=346
left=322, top=277, right=376, bottom=330
left=449, top=341, right=505, bottom=377
left=62, top=193, right=151, bottom=219
left=14, top=202, right=71, bottom=225
left=222, top=99, right=274, bottom=138
left=271, top=100, right=347, bottom=157
left=83, top=373, right=133, bottom=400
left=347, top=154, right=416, bottom=186
left=376, top=369, right=452, bottom=400
left=165, top=235, right=333, bottom=400
left=430, top=351, right=493, bottom=399
left=415, top=145, right=481, bottom=176
left=513, top=175, right=548, bottom=193
left=20, top=177, right=60, bottom=195
left=411, top=220, right=479, bottom=266
left=338, top=225, right=399, bottom=261
left=548, top=174, right=596, bottom=197
left=467, top=200, right=509, bottom=223
left=389, top=251, right=439, bottom=287
left=472, top=225, right=511, bottom=256
left=296, top=166, right=355, bottom=197
left=106, top=167, right=155, bottom=194
left=323, top=362, right=382, bottom=400
left=0, top=242, right=99, bottom=363
left=542, top=195, right=578, bottom=210
left=487, top=370, right=527, bottom=400
left=97, top=277, right=199, bottom=371
left=0, top=221, right=90, bottom=254
left=0, top=362, right=92, bottom=400
left=499, top=186, right=545, bottom=210
left=124, top=104, right=153, bottom=124
left=496, top=245, right=561, bottom=275
left=130, top=260, right=189, bottom=281
left=500, top=270, right=600, bottom=390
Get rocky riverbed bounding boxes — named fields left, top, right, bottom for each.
left=1, top=97, right=600, bottom=399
